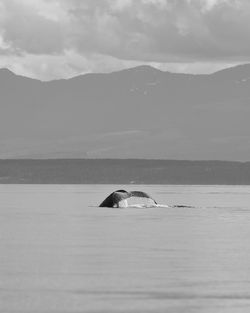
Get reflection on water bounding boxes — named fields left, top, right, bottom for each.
left=1, top=185, right=250, bottom=313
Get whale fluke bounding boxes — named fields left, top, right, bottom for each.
left=130, top=191, right=157, bottom=204
left=99, top=190, right=157, bottom=208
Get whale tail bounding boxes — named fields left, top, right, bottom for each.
left=99, top=190, right=157, bottom=208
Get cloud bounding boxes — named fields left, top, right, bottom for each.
left=0, top=0, right=250, bottom=79
left=0, top=0, right=67, bottom=55
left=0, top=50, right=147, bottom=81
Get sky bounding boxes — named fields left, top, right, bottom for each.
left=0, top=0, right=250, bottom=80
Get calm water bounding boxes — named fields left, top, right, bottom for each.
left=1, top=184, right=250, bottom=313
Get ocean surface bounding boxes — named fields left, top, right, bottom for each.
left=1, top=184, right=250, bottom=313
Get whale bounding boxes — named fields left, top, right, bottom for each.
left=99, top=190, right=158, bottom=208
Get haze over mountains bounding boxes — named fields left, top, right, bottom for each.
left=1, top=64, right=250, bottom=160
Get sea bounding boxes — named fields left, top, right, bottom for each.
left=1, top=184, right=250, bottom=313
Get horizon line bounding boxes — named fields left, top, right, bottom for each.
left=0, top=158, right=249, bottom=163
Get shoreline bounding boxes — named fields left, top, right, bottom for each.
left=0, top=159, right=250, bottom=185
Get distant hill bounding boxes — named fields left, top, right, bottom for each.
left=0, top=159, right=250, bottom=184
left=1, top=64, right=250, bottom=160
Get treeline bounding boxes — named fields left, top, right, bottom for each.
left=0, top=159, right=250, bottom=184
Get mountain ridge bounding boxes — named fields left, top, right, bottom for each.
left=1, top=63, right=249, bottom=82
left=0, top=63, right=250, bottom=160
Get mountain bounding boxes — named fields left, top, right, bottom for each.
left=0, top=64, right=250, bottom=160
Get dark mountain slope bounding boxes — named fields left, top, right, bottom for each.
left=0, top=64, right=249, bottom=160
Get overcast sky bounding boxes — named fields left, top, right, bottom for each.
left=0, top=0, right=250, bottom=80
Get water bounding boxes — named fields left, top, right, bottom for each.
left=1, top=184, right=250, bottom=313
